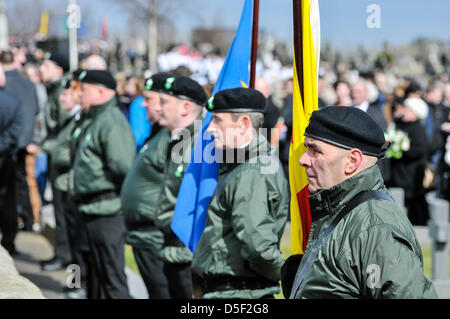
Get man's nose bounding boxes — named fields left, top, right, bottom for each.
left=207, top=121, right=215, bottom=134
left=299, top=152, right=310, bottom=168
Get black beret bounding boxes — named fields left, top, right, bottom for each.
left=45, top=52, right=70, bottom=73
left=77, top=69, right=117, bottom=91
left=72, top=68, right=83, bottom=81
left=61, top=78, right=71, bottom=90
left=207, top=88, right=266, bottom=113
left=161, top=76, right=207, bottom=105
left=304, top=106, right=387, bottom=158
left=145, top=73, right=175, bottom=92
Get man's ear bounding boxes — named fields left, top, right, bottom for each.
left=181, top=100, right=192, bottom=117
left=345, top=149, right=364, bottom=175
left=240, top=115, right=252, bottom=134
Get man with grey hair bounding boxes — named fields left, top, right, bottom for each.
left=191, top=87, right=289, bottom=299
left=287, top=106, right=437, bottom=299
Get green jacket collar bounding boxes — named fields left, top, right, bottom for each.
left=87, top=97, right=116, bottom=119
left=308, top=164, right=385, bottom=222
left=170, top=114, right=203, bottom=142
left=219, top=134, right=271, bottom=175
left=46, top=77, right=64, bottom=93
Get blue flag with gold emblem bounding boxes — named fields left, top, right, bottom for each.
left=171, top=0, right=254, bottom=252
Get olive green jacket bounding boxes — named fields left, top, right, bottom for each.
left=41, top=107, right=81, bottom=192
left=155, top=116, right=202, bottom=264
left=44, top=77, right=71, bottom=139
left=191, top=135, right=289, bottom=299
left=71, top=98, right=136, bottom=216
left=292, top=165, right=438, bottom=299
left=121, top=127, right=171, bottom=249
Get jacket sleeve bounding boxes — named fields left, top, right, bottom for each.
left=102, top=120, right=136, bottom=185
left=0, top=98, right=24, bottom=154
left=341, top=225, right=438, bottom=299
left=228, top=171, right=285, bottom=282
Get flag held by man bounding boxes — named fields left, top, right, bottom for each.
left=289, top=0, right=321, bottom=255
left=171, top=0, right=255, bottom=252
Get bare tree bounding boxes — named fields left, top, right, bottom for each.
left=107, top=0, right=193, bottom=72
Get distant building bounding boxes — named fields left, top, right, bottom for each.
left=191, top=27, right=235, bottom=55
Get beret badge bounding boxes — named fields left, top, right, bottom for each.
left=165, top=77, right=176, bottom=90
left=145, top=78, right=154, bottom=90
left=207, top=96, right=215, bottom=111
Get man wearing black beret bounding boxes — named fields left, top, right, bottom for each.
left=121, top=73, right=174, bottom=299
left=191, top=87, right=289, bottom=299
left=286, top=106, right=437, bottom=299
left=154, top=75, right=207, bottom=298
left=71, top=69, right=136, bottom=299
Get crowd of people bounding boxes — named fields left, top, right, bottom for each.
left=0, top=42, right=448, bottom=299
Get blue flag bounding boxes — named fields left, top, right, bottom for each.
left=171, top=0, right=254, bottom=252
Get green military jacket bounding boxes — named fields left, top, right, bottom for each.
left=155, top=116, right=202, bottom=264
left=292, top=165, right=438, bottom=299
left=42, top=107, right=81, bottom=192
left=191, top=135, right=289, bottom=299
left=121, top=127, right=171, bottom=249
left=71, top=98, right=136, bottom=216
left=44, top=77, right=72, bottom=139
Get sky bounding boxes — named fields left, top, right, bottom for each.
left=5, top=0, right=450, bottom=50
left=81, top=0, right=450, bottom=49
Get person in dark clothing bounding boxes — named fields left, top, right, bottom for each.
left=436, top=85, right=450, bottom=200
left=424, top=83, right=445, bottom=167
left=255, top=78, right=281, bottom=144
left=0, top=50, right=40, bottom=231
left=0, top=65, right=25, bottom=256
left=39, top=52, right=74, bottom=271
left=352, top=79, right=391, bottom=183
left=388, top=98, right=430, bottom=226
left=122, top=74, right=174, bottom=299
left=279, top=79, right=294, bottom=180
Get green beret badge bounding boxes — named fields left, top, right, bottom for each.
left=78, top=71, right=87, bottom=81
left=207, top=96, right=215, bottom=111
left=165, top=77, right=176, bottom=90
left=145, top=78, right=154, bottom=90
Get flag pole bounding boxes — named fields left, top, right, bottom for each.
left=249, top=0, right=260, bottom=89
left=293, top=0, right=304, bottom=102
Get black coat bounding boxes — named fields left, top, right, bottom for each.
left=4, top=69, right=40, bottom=149
left=0, top=88, right=25, bottom=159
left=389, top=119, right=428, bottom=200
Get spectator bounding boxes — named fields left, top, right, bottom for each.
left=352, top=79, right=390, bottom=182
left=0, top=50, right=40, bottom=231
left=388, top=98, right=430, bottom=225
left=126, top=76, right=151, bottom=150
left=334, top=80, right=352, bottom=106
left=0, top=64, right=25, bottom=256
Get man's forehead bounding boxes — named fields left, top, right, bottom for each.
left=144, top=90, right=159, bottom=99
left=212, top=112, right=232, bottom=121
left=304, top=136, right=340, bottom=151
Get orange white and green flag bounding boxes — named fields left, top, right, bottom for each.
left=290, top=0, right=321, bottom=254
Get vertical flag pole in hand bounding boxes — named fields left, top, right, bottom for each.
left=171, top=0, right=258, bottom=253
left=289, top=0, right=321, bottom=255
left=250, top=0, right=260, bottom=89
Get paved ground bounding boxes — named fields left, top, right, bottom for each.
left=9, top=222, right=434, bottom=299
left=11, top=229, right=148, bottom=299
